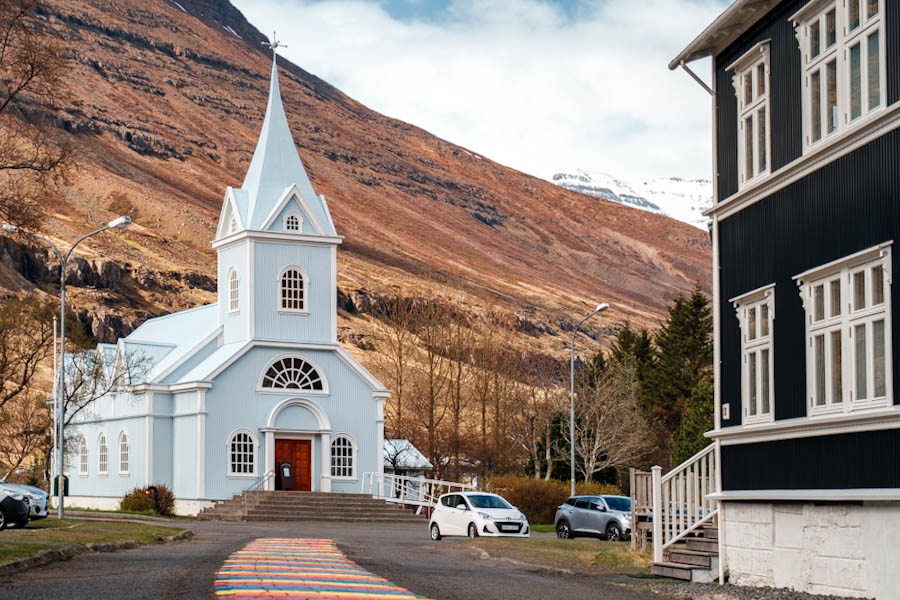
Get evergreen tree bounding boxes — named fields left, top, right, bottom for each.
left=609, top=321, right=653, bottom=383
left=641, top=284, right=713, bottom=446
left=671, top=378, right=714, bottom=464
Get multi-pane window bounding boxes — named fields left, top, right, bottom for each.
left=97, top=433, right=108, bottom=474
left=799, top=245, right=891, bottom=416
left=795, top=0, right=884, bottom=151
left=119, top=431, right=129, bottom=474
left=284, top=212, right=302, bottom=232
left=331, top=435, right=355, bottom=479
left=280, top=267, right=306, bottom=312
left=79, top=436, right=88, bottom=476
left=261, top=356, right=325, bottom=390
left=730, top=42, right=770, bottom=187
left=734, top=286, right=775, bottom=424
left=228, top=268, right=240, bottom=313
left=228, top=431, right=256, bottom=476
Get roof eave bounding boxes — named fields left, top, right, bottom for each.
left=668, top=0, right=780, bottom=70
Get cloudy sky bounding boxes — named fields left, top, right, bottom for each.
left=231, top=0, right=730, bottom=181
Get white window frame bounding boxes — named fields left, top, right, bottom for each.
left=78, top=436, right=89, bottom=477
left=257, top=353, right=328, bottom=394
left=732, top=284, right=776, bottom=425
left=226, top=429, right=258, bottom=478
left=330, top=434, right=357, bottom=480
left=228, top=267, right=240, bottom=313
left=283, top=211, right=303, bottom=232
left=793, top=0, right=886, bottom=153
left=278, top=265, right=308, bottom=314
left=118, top=431, right=129, bottom=475
left=796, top=242, right=892, bottom=417
left=229, top=216, right=238, bottom=234
left=728, top=41, right=772, bottom=188
left=97, top=433, right=108, bottom=475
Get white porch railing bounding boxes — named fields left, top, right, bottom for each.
left=652, top=443, right=719, bottom=563
left=242, top=469, right=275, bottom=515
left=361, top=472, right=476, bottom=508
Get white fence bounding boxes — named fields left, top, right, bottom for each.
left=361, top=472, right=476, bottom=508
left=652, top=442, right=719, bottom=563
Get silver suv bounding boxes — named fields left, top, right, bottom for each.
left=554, top=494, right=632, bottom=541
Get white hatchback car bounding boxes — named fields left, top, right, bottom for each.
left=429, top=492, right=530, bottom=540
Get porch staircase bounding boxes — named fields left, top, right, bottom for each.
left=197, top=491, right=426, bottom=523
left=650, top=520, right=719, bottom=583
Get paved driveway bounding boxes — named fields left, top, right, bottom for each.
left=0, top=519, right=670, bottom=600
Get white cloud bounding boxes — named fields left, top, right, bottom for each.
left=231, top=0, right=725, bottom=180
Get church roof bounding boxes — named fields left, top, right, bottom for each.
left=233, top=58, right=336, bottom=235
left=125, top=303, right=219, bottom=381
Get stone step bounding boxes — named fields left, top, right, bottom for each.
left=245, top=508, right=422, bottom=518
left=252, top=499, right=406, bottom=508
left=242, top=514, right=424, bottom=522
left=650, top=562, right=693, bottom=581
left=667, top=549, right=717, bottom=568
left=685, top=537, right=719, bottom=554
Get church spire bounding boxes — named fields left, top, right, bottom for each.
left=237, top=34, right=332, bottom=234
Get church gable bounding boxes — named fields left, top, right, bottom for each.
left=214, top=188, right=247, bottom=240
left=260, top=187, right=324, bottom=235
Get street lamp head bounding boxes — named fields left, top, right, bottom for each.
left=2, top=223, right=19, bottom=233
left=107, top=216, right=131, bottom=230
left=595, top=303, right=610, bottom=313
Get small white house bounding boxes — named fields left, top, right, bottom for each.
left=65, top=55, right=389, bottom=515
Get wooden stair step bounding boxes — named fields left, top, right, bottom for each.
left=650, top=562, right=694, bottom=581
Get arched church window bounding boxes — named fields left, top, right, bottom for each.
left=261, top=356, right=324, bottom=390
left=284, top=212, right=302, bottom=232
left=118, top=431, right=129, bottom=474
left=97, top=433, right=108, bottom=474
left=228, top=431, right=256, bottom=476
left=228, top=268, right=240, bottom=313
left=279, top=267, right=306, bottom=312
left=331, top=435, right=355, bottom=479
left=79, top=436, right=88, bottom=476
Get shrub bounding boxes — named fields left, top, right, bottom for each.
left=484, top=476, right=622, bottom=525
left=118, top=484, right=176, bottom=515
left=120, top=487, right=155, bottom=513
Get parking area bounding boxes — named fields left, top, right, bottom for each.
left=0, top=518, right=671, bottom=600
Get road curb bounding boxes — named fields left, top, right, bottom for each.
left=64, top=510, right=188, bottom=525
left=471, top=544, right=574, bottom=575
left=0, top=528, right=193, bottom=579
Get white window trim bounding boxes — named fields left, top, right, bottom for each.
left=277, top=265, right=309, bottom=315
left=226, top=429, right=259, bottom=478
left=256, top=352, right=330, bottom=394
left=227, top=267, right=240, bottom=314
left=118, top=431, right=130, bottom=476
left=78, top=436, right=89, bottom=477
left=283, top=210, right=303, bottom=233
left=732, top=283, right=776, bottom=425
left=795, top=242, right=893, bottom=418
left=330, top=433, right=357, bottom=481
left=728, top=40, right=772, bottom=189
left=97, top=433, right=109, bottom=476
left=793, top=0, right=886, bottom=153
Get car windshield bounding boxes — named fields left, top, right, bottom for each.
left=604, top=497, right=631, bottom=512
left=466, top=494, right=512, bottom=509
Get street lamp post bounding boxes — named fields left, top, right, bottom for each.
left=569, top=303, right=609, bottom=496
left=3, top=216, right=131, bottom=518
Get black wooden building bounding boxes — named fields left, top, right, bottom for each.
left=672, top=0, right=900, bottom=596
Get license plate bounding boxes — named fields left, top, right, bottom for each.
left=499, top=525, right=517, bottom=531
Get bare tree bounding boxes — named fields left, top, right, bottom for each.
left=0, top=295, right=56, bottom=413
left=371, top=294, right=420, bottom=440
left=509, top=356, right=565, bottom=479
left=565, top=357, right=650, bottom=482
left=410, top=300, right=451, bottom=475
left=0, top=389, right=48, bottom=479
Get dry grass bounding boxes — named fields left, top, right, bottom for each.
left=470, top=537, right=652, bottom=575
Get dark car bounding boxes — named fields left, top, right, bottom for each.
left=554, top=494, right=632, bottom=541
left=0, top=488, right=30, bottom=530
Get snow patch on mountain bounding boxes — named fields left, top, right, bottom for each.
left=551, top=170, right=712, bottom=229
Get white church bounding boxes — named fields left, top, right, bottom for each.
left=66, top=55, right=389, bottom=515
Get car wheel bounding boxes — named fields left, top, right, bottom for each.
left=0, top=508, right=6, bottom=532
left=467, top=523, right=478, bottom=538
left=556, top=520, right=572, bottom=539
left=11, top=519, right=28, bottom=529
left=430, top=523, right=442, bottom=541
left=606, top=522, right=622, bottom=542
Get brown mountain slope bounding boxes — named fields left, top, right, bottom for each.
left=6, top=0, right=710, bottom=358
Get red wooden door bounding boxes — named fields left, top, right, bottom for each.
left=275, top=439, right=312, bottom=491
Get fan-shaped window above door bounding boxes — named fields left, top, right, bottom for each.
left=260, top=356, right=325, bottom=391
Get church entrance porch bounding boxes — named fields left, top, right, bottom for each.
left=274, top=439, right=312, bottom=491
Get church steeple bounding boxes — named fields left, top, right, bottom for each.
left=224, top=39, right=336, bottom=237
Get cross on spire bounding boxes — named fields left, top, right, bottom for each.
left=263, top=31, right=287, bottom=59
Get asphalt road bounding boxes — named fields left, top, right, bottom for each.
left=0, top=519, right=672, bottom=600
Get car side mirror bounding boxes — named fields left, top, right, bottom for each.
left=456, top=504, right=467, bottom=511
left=596, top=505, right=607, bottom=512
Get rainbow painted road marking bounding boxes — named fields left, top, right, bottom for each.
left=214, top=538, right=432, bottom=599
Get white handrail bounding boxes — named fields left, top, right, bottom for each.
left=652, top=443, right=718, bottom=563
left=361, top=472, right=476, bottom=508
left=242, top=469, right=275, bottom=516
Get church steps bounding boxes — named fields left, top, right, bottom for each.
left=198, top=491, right=428, bottom=523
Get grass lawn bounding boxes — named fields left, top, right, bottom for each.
left=0, top=518, right=186, bottom=565
left=469, top=537, right=652, bottom=575
left=530, top=524, right=555, bottom=533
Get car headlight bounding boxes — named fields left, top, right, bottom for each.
left=477, top=512, right=493, bottom=521
left=10, top=493, right=24, bottom=501
left=519, top=513, right=528, bottom=522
